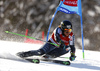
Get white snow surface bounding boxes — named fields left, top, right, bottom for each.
left=0, top=40, right=100, bottom=71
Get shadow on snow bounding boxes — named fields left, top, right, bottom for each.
left=71, top=63, right=100, bottom=71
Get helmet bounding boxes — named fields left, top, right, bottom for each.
left=61, top=20, right=72, bottom=30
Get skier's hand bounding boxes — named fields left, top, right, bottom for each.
left=59, top=40, right=65, bottom=49
left=69, top=52, right=76, bottom=61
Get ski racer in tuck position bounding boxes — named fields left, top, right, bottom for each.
left=17, top=20, right=76, bottom=61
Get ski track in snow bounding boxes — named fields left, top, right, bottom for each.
left=0, top=40, right=100, bottom=71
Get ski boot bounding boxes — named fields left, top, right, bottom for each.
left=17, top=50, right=44, bottom=58
left=17, top=51, right=34, bottom=58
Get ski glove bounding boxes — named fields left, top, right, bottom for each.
left=59, top=40, right=65, bottom=49
left=70, top=52, right=76, bottom=61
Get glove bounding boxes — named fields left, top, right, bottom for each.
left=69, top=52, right=76, bottom=61
left=59, top=40, right=65, bottom=49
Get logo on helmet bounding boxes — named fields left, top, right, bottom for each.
left=66, top=25, right=71, bottom=29
left=61, top=22, right=64, bottom=25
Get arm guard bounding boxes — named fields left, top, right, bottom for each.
left=69, top=35, right=75, bottom=53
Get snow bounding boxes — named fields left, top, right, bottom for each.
left=0, top=40, right=100, bottom=71
left=87, top=10, right=95, bottom=17
left=94, top=24, right=100, bottom=32
left=95, top=5, right=100, bottom=14
left=77, top=38, right=90, bottom=47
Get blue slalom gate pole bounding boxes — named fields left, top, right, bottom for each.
left=78, top=0, right=85, bottom=59
left=46, top=9, right=58, bottom=41
left=80, top=16, right=85, bottom=59
left=46, top=0, right=65, bottom=41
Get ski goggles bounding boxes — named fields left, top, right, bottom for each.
left=64, top=29, right=72, bottom=33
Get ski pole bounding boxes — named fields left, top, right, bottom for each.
left=5, top=31, right=59, bottom=47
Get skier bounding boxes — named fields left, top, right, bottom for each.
left=17, top=20, right=76, bottom=61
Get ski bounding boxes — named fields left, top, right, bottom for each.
left=25, top=59, right=40, bottom=64
left=25, top=58, right=70, bottom=65
left=51, top=60, right=70, bottom=65
left=40, top=59, right=71, bottom=65
left=17, top=52, right=70, bottom=65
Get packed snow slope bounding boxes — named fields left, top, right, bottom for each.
left=0, top=40, right=100, bottom=71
